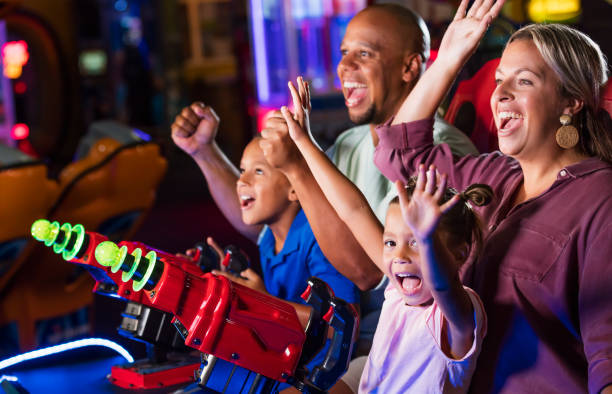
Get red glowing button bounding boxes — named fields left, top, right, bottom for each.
left=11, top=123, right=29, bottom=140
left=14, top=81, right=27, bottom=94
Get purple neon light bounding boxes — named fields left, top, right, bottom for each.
left=250, top=0, right=270, bottom=103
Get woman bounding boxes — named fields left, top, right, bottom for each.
left=372, top=0, right=612, bottom=393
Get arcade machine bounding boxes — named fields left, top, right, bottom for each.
left=0, top=4, right=76, bottom=163
left=248, top=0, right=367, bottom=147
left=30, top=219, right=359, bottom=393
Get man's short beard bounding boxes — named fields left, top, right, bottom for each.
left=349, top=105, right=376, bottom=126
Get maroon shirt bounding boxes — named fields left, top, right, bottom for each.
left=374, top=118, right=612, bottom=394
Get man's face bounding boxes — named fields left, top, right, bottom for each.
left=337, top=9, right=416, bottom=126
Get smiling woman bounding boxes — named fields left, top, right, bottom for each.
left=373, top=1, right=612, bottom=392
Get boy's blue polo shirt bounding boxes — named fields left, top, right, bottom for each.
left=258, top=209, right=359, bottom=305
left=202, top=210, right=358, bottom=393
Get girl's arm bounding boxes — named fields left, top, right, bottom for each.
left=392, top=0, right=505, bottom=125
left=279, top=81, right=388, bottom=276
left=396, top=165, right=475, bottom=358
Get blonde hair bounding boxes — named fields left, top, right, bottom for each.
left=508, top=24, right=612, bottom=162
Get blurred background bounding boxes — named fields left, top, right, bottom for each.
left=0, top=0, right=610, bottom=383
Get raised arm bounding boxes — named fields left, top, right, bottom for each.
left=396, top=165, right=474, bottom=358
left=171, top=103, right=261, bottom=242
left=275, top=80, right=388, bottom=277
left=259, top=81, right=382, bottom=290
left=393, top=0, right=505, bottom=125
left=374, top=0, right=511, bottom=199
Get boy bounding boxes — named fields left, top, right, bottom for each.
left=212, top=136, right=359, bottom=324
left=189, top=133, right=359, bottom=392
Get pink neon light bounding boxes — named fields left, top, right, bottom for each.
left=2, top=40, right=29, bottom=79
left=11, top=123, right=29, bottom=140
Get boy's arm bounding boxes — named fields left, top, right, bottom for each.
left=212, top=268, right=312, bottom=328
left=392, top=0, right=505, bottom=126
left=395, top=169, right=474, bottom=359
left=172, top=103, right=261, bottom=242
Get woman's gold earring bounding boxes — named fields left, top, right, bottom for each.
left=556, top=114, right=579, bottom=149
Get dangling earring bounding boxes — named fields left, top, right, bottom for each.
left=556, top=113, right=579, bottom=149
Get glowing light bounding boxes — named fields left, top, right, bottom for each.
left=96, top=241, right=121, bottom=267
left=250, top=0, right=270, bottom=103
left=78, top=50, right=107, bottom=76
left=2, top=41, right=29, bottom=79
left=0, top=375, right=18, bottom=383
left=114, top=0, right=128, bottom=12
left=527, top=0, right=581, bottom=23
left=14, top=81, right=26, bottom=94
left=0, top=338, right=134, bottom=371
left=10, top=123, right=29, bottom=140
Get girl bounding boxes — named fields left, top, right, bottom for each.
left=270, top=77, right=493, bottom=392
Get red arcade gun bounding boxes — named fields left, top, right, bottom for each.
left=31, top=219, right=359, bottom=393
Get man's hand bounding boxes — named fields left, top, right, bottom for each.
left=171, top=102, right=220, bottom=157
left=212, top=268, right=268, bottom=294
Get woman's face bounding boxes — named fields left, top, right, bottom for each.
left=491, top=39, right=570, bottom=160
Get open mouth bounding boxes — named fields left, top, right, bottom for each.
left=395, top=272, right=422, bottom=296
left=343, top=81, right=368, bottom=108
left=498, top=111, right=524, bottom=134
left=239, top=195, right=255, bottom=209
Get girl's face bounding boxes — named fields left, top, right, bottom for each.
left=383, top=203, right=433, bottom=306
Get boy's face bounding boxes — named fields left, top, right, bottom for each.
left=383, top=203, right=433, bottom=306
left=237, top=139, right=295, bottom=226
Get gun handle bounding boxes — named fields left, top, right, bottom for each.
left=194, top=242, right=221, bottom=273
left=308, top=297, right=359, bottom=391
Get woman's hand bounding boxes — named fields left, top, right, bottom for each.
left=396, top=164, right=460, bottom=242
left=436, top=0, right=506, bottom=68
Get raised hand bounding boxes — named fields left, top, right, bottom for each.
left=171, top=102, right=220, bottom=157
left=436, top=0, right=505, bottom=67
left=279, top=76, right=318, bottom=147
left=396, top=165, right=460, bottom=242
left=286, top=76, right=312, bottom=142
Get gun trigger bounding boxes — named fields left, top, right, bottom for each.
left=192, top=248, right=201, bottom=263
left=221, top=252, right=231, bottom=267
left=300, top=284, right=312, bottom=301
left=322, top=305, right=334, bottom=323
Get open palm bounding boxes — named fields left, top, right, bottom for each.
left=396, top=166, right=460, bottom=241
left=437, top=0, right=505, bottom=67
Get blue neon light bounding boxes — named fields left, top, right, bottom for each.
left=0, top=375, right=18, bottom=383
left=0, top=338, right=134, bottom=371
